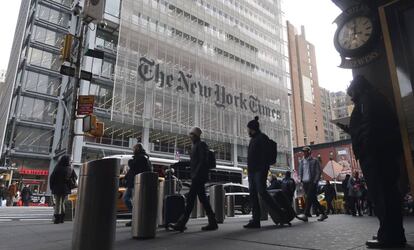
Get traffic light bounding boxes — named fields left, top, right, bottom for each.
left=60, top=34, right=73, bottom=63
left=82, top=115, right=104, bottom=137
left=91, top=121, right=104, bottom=137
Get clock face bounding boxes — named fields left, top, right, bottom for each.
left=337, top=16, right=373, bottom=50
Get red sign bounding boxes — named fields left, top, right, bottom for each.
left=19, top=169, right=49, bottom=176
left=77, top=95, right=95, bottom=115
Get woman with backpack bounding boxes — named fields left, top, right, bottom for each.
left=50, top=155, right=77, bottom=224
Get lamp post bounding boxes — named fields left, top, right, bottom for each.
left=329, top=151, right=338, bottom=193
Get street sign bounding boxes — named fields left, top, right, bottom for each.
left=78, top=95, right=95, bottom=115
left=60, top=65, right=93, bottom=81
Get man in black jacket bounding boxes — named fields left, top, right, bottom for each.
left=123, top=143, right=151, bottom=227
left=338, top=75, right=406, bottom=248
left=281, top=171, right=296, bottom=204
left=244, top=116, right=282, bottom=228
left=169, top=127, right=218, bottom=232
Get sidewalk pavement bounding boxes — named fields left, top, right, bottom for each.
left=0, top=214, right=413, bottom=250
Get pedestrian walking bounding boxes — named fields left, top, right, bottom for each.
left=322, top=181, right=336, bottom=215
left=0, top=184, right=5, bottom=207
left=337, top=75, right=406, bottom=248
left=21, top=184, right=32, bottom=207
left=7, top=181, right=17, bottom=206
left=243, top=116, right=282, bottom=228
left=348, top=172, right=363, bottom=216
left=298, top=146, right=328, bottom=222
left=49, top=155, right=77, bottom=224
left=169, top=127, right=218, bottom=232
left=342, top=174, right=351, bottom=214
left=281, top=171, right=296, bottom=204
left=123, top=143, right=152, bottom=227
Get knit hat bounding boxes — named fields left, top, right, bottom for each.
left=189, top=127, right=202, bottom=137
left=247, top=116, right=260, bottom=131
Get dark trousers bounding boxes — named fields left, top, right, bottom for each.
left=350, top=196, right=362, bottom=215
left=326, top=199, right=335, bottom=214
left=303, top=182, right=325, bottom=216
left=360, top=156, right=405, bottom=243
left=184, top=179, right=214, bottom=218
left=248, top=171, right=281, bottom=222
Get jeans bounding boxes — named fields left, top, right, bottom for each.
left=54, top=195, right=67, bottom=215
left=248, top=170, right=282, bottom=222
left=123, top=187, right=134, bottom=212
left=303, top=182, right=325, bottom=216
left=183, top=178, right=214, bottom=219
left=326, top=199, right=335, bottom=214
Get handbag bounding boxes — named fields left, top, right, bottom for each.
left=67, top=169, right=78, bottom=190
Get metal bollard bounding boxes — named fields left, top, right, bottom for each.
left=226, top=195, right=235, bottom=217
left=191, top=198, right=198, bottom=218
left=72, top=158, right=120, bottom=250
left=132, top=172, right=159, bottom=239
left=157, top=179, right=165, bottom=227
left=197, top=198, right=205, bottom=218
left=209, top=184, right=225, bottom=223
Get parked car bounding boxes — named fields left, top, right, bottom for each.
left=223, top=183, right=250, bottom=214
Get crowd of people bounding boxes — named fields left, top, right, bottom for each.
left=0, top=181, right=34, bottom=207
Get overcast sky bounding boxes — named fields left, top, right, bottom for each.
left=0, top=1, right=352, bottom=92
left=283, top=0, right=353, bottom=92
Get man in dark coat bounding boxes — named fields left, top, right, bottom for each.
left=169, top=127, right=218, bottom=232
left=342, top=174, right=351, bottom=214
left=244, top=116, right=282, bottom=228
left=338, top=75, right=406, bottom=248
left=123, top=143, right=151, bottom=227
left=322, top=181, right=336, bottom=215
left=298, top=146, right=327, bottom=222
left=21, top=185, right=32, bottom=206
left=281, top=171, right=296, bottom=204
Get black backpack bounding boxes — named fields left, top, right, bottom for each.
left=266, top=139, right=278, bottom=165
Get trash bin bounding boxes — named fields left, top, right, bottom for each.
left=226, top=195, right=235, bottom=217
left=191, top=199, right=198, bottom=218
left=157, top=179, right=165, bottom=227
left=132, top=172, right=159, bottom=239
left=72, top=158, right=120, bottom=250
left=209, top=184, right=225, bottom=223
left=197, top=198, right=205, bottom=218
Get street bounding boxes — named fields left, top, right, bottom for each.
left=0, top=208, right=413, bottom=250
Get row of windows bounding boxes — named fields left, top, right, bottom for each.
left=24, top=71, right=61, bottom=96
left=192, top=0, right=281, bottom=49
left=140, top=0, right=281, bottom=53
left=194, top=0, right=278, bottom=36
left=18, top=96, right=57, bottom=124
left=12, top=125, right=54, bottom=154
left=27, top=47, right=60, bottom=71
left=36, top=4, right=70, bottom=27
left=32, top=25, right=65, bottom=48
left=168, top=4, right=259, bottom=54
left=134, top=13, right=281, bottom=81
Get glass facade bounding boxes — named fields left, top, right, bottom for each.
left=112, top=0, right=291, bottom=168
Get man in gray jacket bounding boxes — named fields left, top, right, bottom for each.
left=298, top=146, right=327, bottom=222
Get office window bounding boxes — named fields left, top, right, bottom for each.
left=25, top=71, right=61, bottom=96
left=13, top=126, right=54, bottom=153
left=19, top=96, right=57, bottom=124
